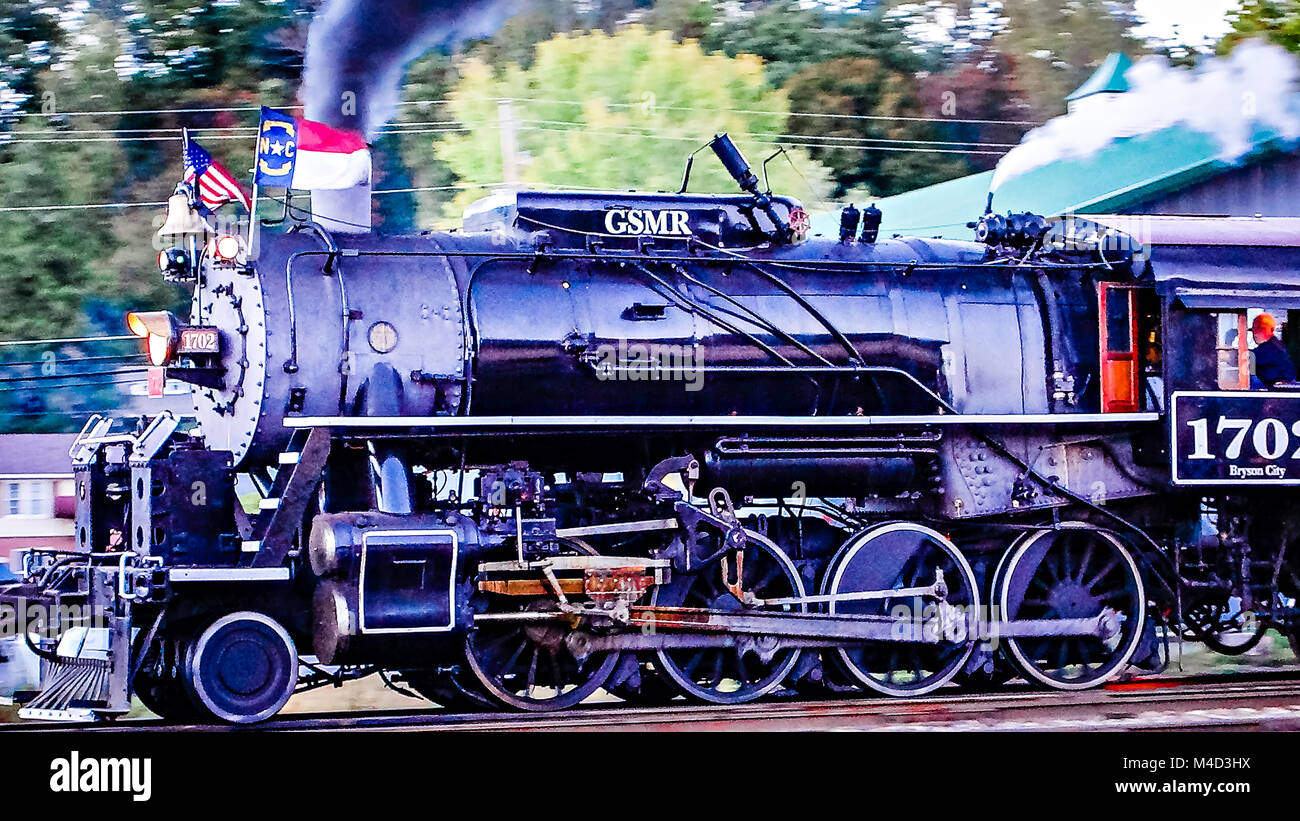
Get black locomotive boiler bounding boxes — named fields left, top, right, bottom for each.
left=5, top=135, right=1300, bottom=722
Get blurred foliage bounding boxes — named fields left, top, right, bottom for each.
left=647, top=0, right=717, bottom=41
left=0, top=0, right=64, bottom=106
left=0, top=20, right=122, bottom=341
left=988, top=0, right=1145, bottom=120
left=392, top=51, right=462, bottom=224
left=784, top=56, right=968, bottom=197
left=917, top=45, right=1038, bottom=172
left=1220, top=0, right=1300, bottom=54
left=703, top=1, right=925, bottom=88
left=116, top=0, right=311, bottom=91
left=434, top=27, right=836, bottom=220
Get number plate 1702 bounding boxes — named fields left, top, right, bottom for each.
left=1171, top=391, right=1300, bottom=485
left=176, top=327, right=220, bottom=355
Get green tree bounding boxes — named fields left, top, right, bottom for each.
left=784, top=56, right=970, bottom=197
left=0, top=23, right=124, bottom=341
left=702, top=1, right=924, bottom=88
left=0, top=0, right=65, bottom=113
left=464, top=0, right=582, bottom=69
left=1219, top=0, right=1300, bottom=54
left=0, top=18, right=135, bottom=430
left=990, top=0, right=1145, bottom=119
left=700, top=3, right=972, bottom=194
left=648, top=0, right=716, bottom=41
left=917, top=46, right=1036, bottom=172
left=118, top=0, right=311, bottom=93
left=392, top=51, right=463, bottom=226
left=433, top=26, right=834, bottom=221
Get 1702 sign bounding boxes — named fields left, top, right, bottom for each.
left=1171, top=391, right=1300, bottom=485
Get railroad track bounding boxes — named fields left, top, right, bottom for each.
left=5, top=669, right=1300, bottom=732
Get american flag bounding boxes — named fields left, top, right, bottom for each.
left=183, top=137, right=251, bottom=211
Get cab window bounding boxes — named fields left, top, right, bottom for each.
left=1099, top=283, right=1139, bottom=412
left=1215, top=312, right=1249, bottom=390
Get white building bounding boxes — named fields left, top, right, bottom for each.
left=0, top=434, right=78, bottom=567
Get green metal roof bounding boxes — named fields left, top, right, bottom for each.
left=1067, top=52, right=1132, bottom=101
left=810, top=127, right=1299, bottom=242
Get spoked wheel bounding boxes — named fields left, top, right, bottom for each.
left=996, top=525, right=1146, bottom=690
left=1184, top=597, right=1268, bottom=656
left=824, top=522, right=979, bottom=696
left=464, top=539, right=619, bottom=712
left=653, top=530, right=805, bottom=704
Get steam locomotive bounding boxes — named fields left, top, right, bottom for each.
left=4, top=135, right=1299, bottom=722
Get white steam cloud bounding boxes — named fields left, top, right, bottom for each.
left=991, top=39, right=1300, bottom=192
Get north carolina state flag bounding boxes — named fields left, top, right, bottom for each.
left=255, top=106, right=371, bottom=190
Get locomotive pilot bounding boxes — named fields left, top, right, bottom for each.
left=1250, top=313, right=1297, bottom=389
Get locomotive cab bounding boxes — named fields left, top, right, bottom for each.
left=1096, top=215, right=1300, bottom=485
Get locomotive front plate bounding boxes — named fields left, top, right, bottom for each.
left=1171, top=390, right=1300, bottom=485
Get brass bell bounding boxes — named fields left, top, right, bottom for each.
left=156, top=190, right=206, bottom=238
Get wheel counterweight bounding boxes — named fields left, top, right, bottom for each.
left=653, top=530, right=805, bottom=704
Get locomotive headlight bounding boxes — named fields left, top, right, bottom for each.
left=146, top=334, right=172, bottom=367
left=126, top=312, right=150, bottom=338
left=209, top=234, right=244, bottom=264
left=126, top=311, right=182, bottom=367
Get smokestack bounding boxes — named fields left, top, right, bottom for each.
left=301, top=0, right=525, bottom=232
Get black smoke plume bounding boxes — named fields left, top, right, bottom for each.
left=301, top=0, right=526, bottom=135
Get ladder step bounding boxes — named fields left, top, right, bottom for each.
left=278, top=451, right=301, bottom=465
left=259, top=498, right=280, bottom=510
left=241, top=540, right=262, bottom=553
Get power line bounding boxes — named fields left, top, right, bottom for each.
left=513, top=125, right=1008, bottom=155
left=0, top=200, right=170, bottom=212
left=502, top=97, right=1042, bottom=127
left=4, top=104, right=301, bottom=119
left=0, top=98, right=453, bottom=119
left=0, top=376, right=150, bottom=394
left=0, top=381, right=141, bottom=394
left=0, top=354, right=146, bottom=368
left=0, top=181, right=509, bottom=213
left=513, top=118, right=1018, bottom=149
left=1, top=111, right=1024, bottom=144
left=0, top=335, right=137, bottom=348
left=2, top=95, right=1042, bottom=127
left=0, top=366, right=149, bottom=385
left=0, top=124, right=479, bottom=144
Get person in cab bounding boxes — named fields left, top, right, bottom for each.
left=1251, top=313, right=1297, bottom=389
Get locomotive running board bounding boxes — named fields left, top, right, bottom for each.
left=284, top=413, right=1161, bottom=429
